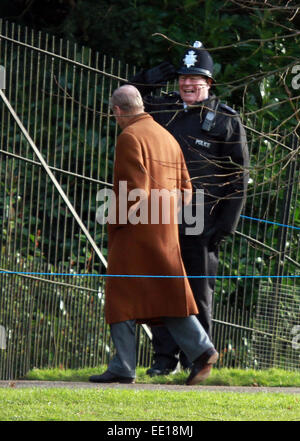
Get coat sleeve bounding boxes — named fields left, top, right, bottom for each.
left=217, top=114, right=249, bottom=233
left=108, top=131, right=149, bottom=231
left=129, top=70, right=159, bottom=97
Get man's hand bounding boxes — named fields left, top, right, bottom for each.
left=201, top=226, right=228, bottom=251
left=144, top=62, right=176, bottom=84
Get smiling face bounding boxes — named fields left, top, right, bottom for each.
left=178, top=74, right=211, bottom=105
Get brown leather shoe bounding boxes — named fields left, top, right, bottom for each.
left=89, top=370, right=135, bottom=384
left=186, top=348, right=219, bottom=386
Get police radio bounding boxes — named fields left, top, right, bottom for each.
left=201, top=110, right=215, bottom=131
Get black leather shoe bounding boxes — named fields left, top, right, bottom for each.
left=186, top=348, right=219, bottom=386
left=89, top=370, right=135, bottom=384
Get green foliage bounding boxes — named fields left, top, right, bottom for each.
left=2, top=0, right=299, bottom=125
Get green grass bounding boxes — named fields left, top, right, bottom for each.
left=24, top=366, right=300, bottom=387
left=1, top=367, right=299, bottom=421
left=0, top=388, right=299, bottom=421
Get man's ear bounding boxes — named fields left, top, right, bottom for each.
left=113, top=105, right=122, bottom=117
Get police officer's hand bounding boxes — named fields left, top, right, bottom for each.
left=202, top=226, right=228, bottom=251
left=144, top=62, right=176, bottom=84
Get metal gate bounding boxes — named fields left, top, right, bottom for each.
left=0, top=20, right=299, bottom=379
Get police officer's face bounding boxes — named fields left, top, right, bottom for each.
left=178, top=75, right=210, bottom=105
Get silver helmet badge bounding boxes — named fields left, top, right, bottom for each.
left=183, top=51, right=197, bottom=68
left=183, top=41, right=203, bottom=68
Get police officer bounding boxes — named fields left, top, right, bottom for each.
left=131, top=41, right=249, bottom=375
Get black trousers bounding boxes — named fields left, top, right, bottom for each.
left=151, top=234, right=219, bottom=369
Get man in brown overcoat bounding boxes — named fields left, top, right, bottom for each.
left=89, top=85, right=218, bottom=385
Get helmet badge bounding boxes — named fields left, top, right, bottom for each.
left=183, top=50, right=197, bottom=68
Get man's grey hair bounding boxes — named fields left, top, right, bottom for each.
left=110, top=85, right=144, bottom=113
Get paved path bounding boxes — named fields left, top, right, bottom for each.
left=0, top=380, right=300, bottom=394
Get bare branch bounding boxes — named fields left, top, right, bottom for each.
left=152, top=30, right=300, bottom=52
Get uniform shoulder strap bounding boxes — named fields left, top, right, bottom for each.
left=219, top=102, right=237, bottom=115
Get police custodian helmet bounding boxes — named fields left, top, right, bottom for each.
left=177, top=41, right=214, bottom=81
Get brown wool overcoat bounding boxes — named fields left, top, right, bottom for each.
left=105, top=113, right=198, bottom=324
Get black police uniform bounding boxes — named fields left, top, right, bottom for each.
left=132, top=45, right=249, bottom=373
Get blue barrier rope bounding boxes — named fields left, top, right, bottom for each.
left=0, top=271, right=299, bottom=278
left=0, top=215, right=298, bottom=279
left=240, top=215, right=300, bottom=230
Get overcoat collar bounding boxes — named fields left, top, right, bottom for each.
left=123, top=112, right=152, bottom=129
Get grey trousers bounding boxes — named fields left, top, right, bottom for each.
left=108, top=315, right=214, bottom=378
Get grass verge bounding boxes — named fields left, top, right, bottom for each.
left=1, top=367, right=299, bottom=421
left=24, top=366, right=300, bottom=387
left=0, top=387, right=300, bottom=421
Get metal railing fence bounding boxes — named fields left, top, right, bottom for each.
left=0, top=21, right=299, bottom=379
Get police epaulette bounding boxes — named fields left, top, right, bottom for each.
left=161, top=91, right=180, bottom=98
left=219, top=103, right=237, bottom=115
